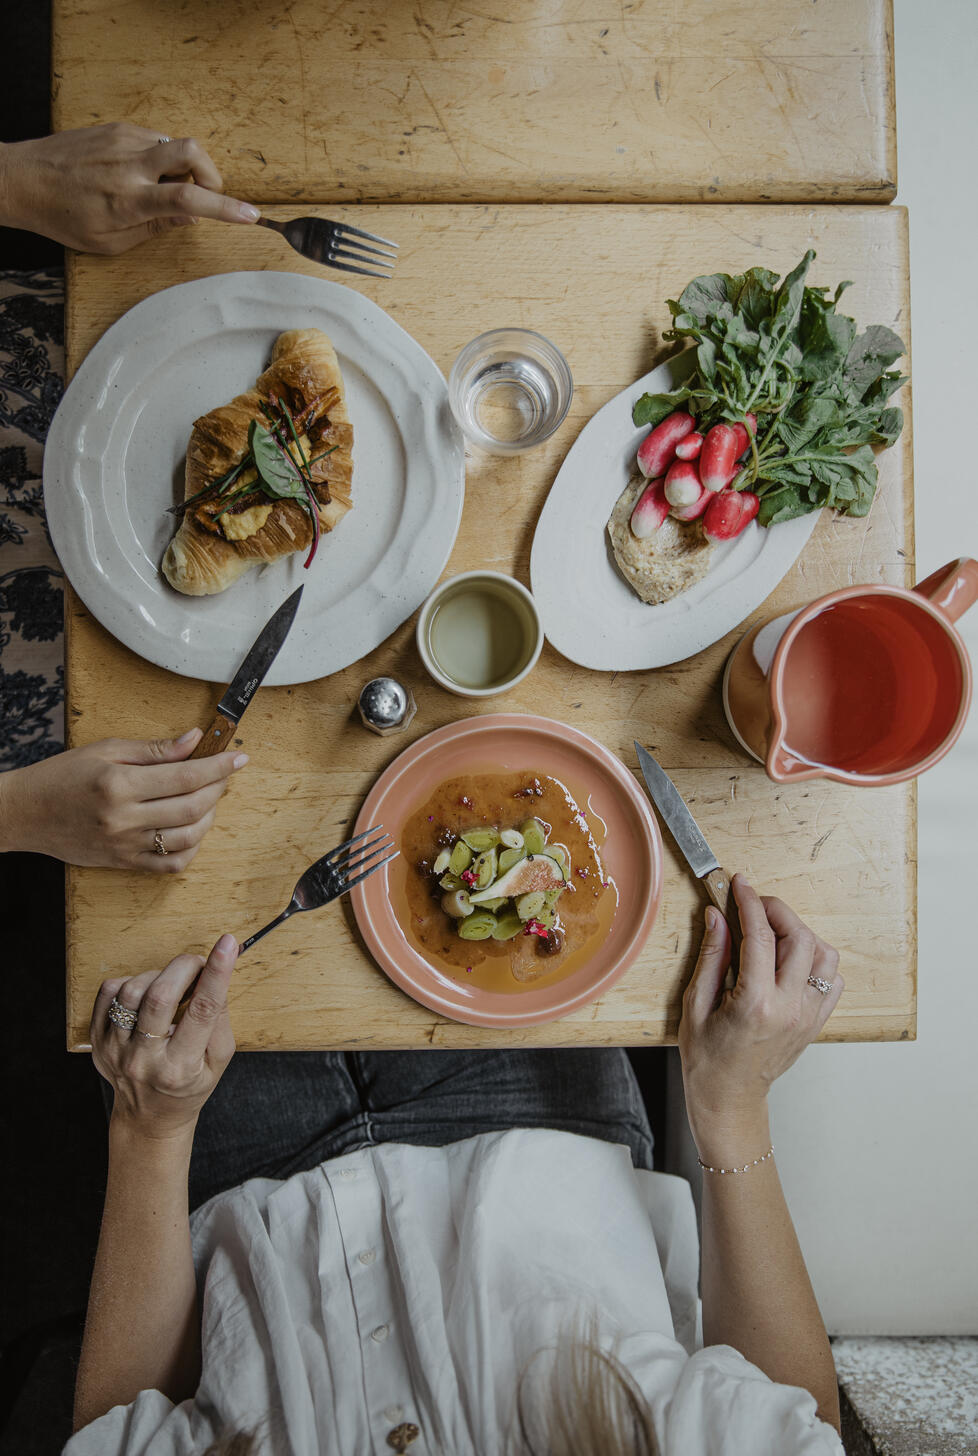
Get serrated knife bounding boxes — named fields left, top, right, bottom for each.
left=190, top=586, right=304, bottom=758
left=634, top=741, right=741, bottom=962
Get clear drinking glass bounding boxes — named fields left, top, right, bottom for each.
left=448, top=328, right=573, bottom=454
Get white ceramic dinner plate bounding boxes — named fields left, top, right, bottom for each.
left=529, top=353, right=817, bottom=671
left=44, top=272, right=465, bottom=684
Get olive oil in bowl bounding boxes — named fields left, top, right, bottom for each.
left=417, top=571, right=543, bottom=697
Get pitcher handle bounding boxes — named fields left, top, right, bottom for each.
left=914, top=558, right=978, bottom=623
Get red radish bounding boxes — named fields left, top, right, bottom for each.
left=664, top=459, right=703, bottom=508
left=699, top=423, right=740, bottom=491
left=670, top=482, right=711, bottom=521
left=703, top=489, right=760, bottom=542
left=636, top=411, right=695, bottom=478
left=629, top=478, right=669, bottom=539
left=674, top=431, right=704, bottom=461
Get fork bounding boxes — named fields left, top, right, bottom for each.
left=256, top=215, right=398, bottom=279
left=239, top=825, right=399, bottom=952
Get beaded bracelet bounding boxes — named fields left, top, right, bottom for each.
left=697, top=1146, right=774, bottom=1175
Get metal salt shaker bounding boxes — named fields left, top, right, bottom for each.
left=358, top=677, right=417, bottom=736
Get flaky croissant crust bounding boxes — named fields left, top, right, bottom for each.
left=162, top=328, right=353, bottom=596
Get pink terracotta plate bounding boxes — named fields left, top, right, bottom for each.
left=351, top=713, right=663, bottom=1027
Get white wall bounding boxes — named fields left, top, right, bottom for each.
left=766, top=0, right=978, bottom=1335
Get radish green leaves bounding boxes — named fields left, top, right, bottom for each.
left=632, top=251, right=905, bottom=527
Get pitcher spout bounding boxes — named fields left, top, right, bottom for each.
left=766, top=733, right=825, bottom=784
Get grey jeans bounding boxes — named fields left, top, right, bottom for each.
left=184, top=1049, right=655, bottom=1211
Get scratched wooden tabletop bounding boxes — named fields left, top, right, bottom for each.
left=60, top=204, right=915, bottom=1051
left=52, top=0, right=896, bottom=205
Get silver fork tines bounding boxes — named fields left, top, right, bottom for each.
left=238, top=825, right=399, bottom=953
left=256, top=215, right=399, bottom=280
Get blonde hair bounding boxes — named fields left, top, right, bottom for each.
left=199, top=1328, right=659, bottom=1456
left=514, top=1326, right=660, bottom=1456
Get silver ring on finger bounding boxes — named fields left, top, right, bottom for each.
left=134, top=1026, right=173, bottom=1040
left=107, top=996, right=139, bottom=1031
left=153, top=830, right=169, bottom=857
left=807, top=973, right=833, bottom=996
left=158, top=135, right=172, bottom=144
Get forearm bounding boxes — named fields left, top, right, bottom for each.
left=697, top=1113, right=840, bottom=1431
left=0, top=769, right=26, bottom=853
left=0, top=142, right=32, bottom=232
left=73, top=1119, right=201, bottom=1431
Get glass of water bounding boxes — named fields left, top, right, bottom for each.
left=448, top=328, right=573, bottom=454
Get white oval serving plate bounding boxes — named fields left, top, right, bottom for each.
left=529, top=353, right=818, bottom=671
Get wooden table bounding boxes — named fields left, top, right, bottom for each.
left=52, top=0, right=897, bottom=205
left=63, top=203, right=915, bottom=1051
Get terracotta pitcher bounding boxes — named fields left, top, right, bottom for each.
left=722, top=558, right=978, bottom=786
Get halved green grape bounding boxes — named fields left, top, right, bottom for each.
left=478, top=895, right=507, bottom=912
left=536, top=905, right=556, bottom=930
left=473, top=849, right=498, bottom=890
left=432, top=849, right=452, bottom=875
left=439, top=873, right=462, bottom=891
left=543, top=887, right=563, bottom=908
left=442, top=889, right=473, bottom=918
left=461, top=828, right=500, bottom=852
left=458, top=912, right=497, bottom=941
left=497, top=846, right=526, bottom=875
left=549, top=845, right=569, bottom=873
left=449, top=841, right=473, bottom=875
left=500, top=828, right=524, bottom=850
left=516, top=890, right=546, bottom=921
left=520, top=818, right=547, bottom=855
left=491, top=912, right=524, bottom=940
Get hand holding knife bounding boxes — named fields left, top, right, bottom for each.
left=634, top=741, right=742, bottom=972
left=190, top=586, right=304, bottom=758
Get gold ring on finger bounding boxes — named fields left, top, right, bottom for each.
left=134, top=1026, right=172, bottom=1040
left=153, top=830, right=169, bottom=856
left=107, top=996, right=139, bottom=1031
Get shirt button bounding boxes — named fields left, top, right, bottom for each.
left=339, top=1168, right=357, bottom=1181
left=359, top=1248, right=377, bottom=1266
left=371, top=1323, right=390, bottom=1342
left=383, top=1405, right=404, bottom=1423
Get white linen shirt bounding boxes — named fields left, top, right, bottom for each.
left=64, top=1129, right=843, bottom=1456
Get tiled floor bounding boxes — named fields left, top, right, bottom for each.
left=835, top=1338, right=978, bottom=1454
left=767, top=0, right=978, bottom=1337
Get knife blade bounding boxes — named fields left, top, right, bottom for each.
left=190, top=586, right=304, bottom=758
left=633, top=740, right=741, bottom=958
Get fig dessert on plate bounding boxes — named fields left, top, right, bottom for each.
left=162, top=327, right=353, bottom=596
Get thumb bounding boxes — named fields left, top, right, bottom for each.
left=685, top=906, right=732, bottom=1020
left=119, top=727, right=202, bottom=765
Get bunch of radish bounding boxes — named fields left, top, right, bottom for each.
left=629, top=410, right=760, bottom=543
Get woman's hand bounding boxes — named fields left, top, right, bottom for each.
left=91, top=933, right=238, bottom=1140
left=0, top=728, right=247, bottom=871
left=0, top=122, right=260, bottom=253
left=678, top=875, right=843, bottom=1165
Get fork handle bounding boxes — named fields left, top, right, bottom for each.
left=239, top=905, right=295, bottom=954
left=177, top=905, right=294, bottom=1006
left=256, top=216, right=286, bottom=235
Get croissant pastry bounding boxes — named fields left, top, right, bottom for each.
left=162, top=328, right=353, bottom=596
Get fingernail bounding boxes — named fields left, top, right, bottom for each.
left=176, top=728, right=201, bottom=745
left=232, top=753, right=249, bottom=769
left=705, top=907, right=721, bottom=932
left=237, top=203, right=261, bottom=222
left=216, top=933, right=237, bottom=955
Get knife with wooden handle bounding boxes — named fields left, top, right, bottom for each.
left=190, top=586, right=304, bottom=758
left=634, top=741, right=742, bottom=974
